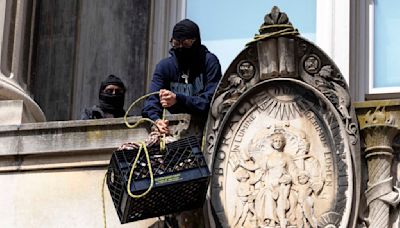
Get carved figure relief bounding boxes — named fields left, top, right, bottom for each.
left=233, top=166, right=257, bottom=227
left=228, top=120, right=327, bottom=227
left=252, top=132, right=297, bottom=228
left=293, top=142, right=324, bottom=228
left=207, top=82, right=352, bottom=227
left=205, top=6, right=360, bottom=228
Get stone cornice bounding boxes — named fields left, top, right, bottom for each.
left=0, top=114, right=191, bottom=172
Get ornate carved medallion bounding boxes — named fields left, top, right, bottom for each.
left=205, top=7, right=360, bottom=228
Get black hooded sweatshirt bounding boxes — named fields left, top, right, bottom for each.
left=80, top=75, right=126, bottom=120
left=142, top=19, right=222, bottom=122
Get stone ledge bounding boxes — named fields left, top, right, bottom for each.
left=0, top=114, right=191, bottom=172
left=354, top=99, right=400, bottom=109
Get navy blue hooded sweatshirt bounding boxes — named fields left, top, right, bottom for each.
left=142, top=47, right=222, bottom=121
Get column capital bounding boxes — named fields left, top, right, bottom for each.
left=355, top=100, right=400, bottom=152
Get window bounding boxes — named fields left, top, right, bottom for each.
left=186, top=0, right=316, bottom=73
left=370, top=0, right=400, bottom=93
left=150, top=1, right=352, bottom=93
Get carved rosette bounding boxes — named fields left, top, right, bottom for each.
left=361, top=107, right=400, bottom=228
left=204, top=7, right=361, bottom=228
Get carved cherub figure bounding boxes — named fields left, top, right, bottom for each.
left=294, top=141, right=324, bottom=194
left=293, top=171, right=318, bottom=228
left=233, top=166, right=256, bottom=227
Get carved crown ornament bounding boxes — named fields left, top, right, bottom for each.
left=204, top=6, right=361, bottom=228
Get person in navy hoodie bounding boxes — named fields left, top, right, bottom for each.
left=142, top=19, right=222, bottom=134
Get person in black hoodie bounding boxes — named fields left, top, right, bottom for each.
left=80, top=74, right=126, bottom=120
left=142, top=19, right=222, bottom=134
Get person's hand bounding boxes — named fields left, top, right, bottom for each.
left=155, top=119, right=169, bottom=134
left=117, top=142, right=140, bottom=150
left=159, top=89, right=177, bottom=108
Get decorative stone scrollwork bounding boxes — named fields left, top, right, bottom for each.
left=211, top=73, right=248, bottom=131
left=361, top=106, right=400, bottom=228
left=319, top=212, right=342, bottom=228
left=304, top=54, right=321, bottom=74
left=237, top=60, right=256, bottom=80
left=301, top=60, right=358, bottom=145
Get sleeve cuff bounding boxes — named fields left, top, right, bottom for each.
left=149, top=114, right=161, bottom=121
left=175, top=93, right=186, bottom=105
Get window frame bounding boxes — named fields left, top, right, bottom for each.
left=316, top=0, right=350, bottom=84
left=367, top=0, right=400, bottom=95
left=147, top=0, right=186, bottom=88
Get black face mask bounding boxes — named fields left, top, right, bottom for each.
left=99, top=92, right=125, bottom=116
left=174, top=47, right=197, bottom=68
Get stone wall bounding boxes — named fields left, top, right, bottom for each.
left=0, top=114, right=190, bottom=227
left=31, top=0, right=151, bottom=121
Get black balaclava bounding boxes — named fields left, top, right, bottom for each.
left=172, top=19, right=206, bottom=77
left=98, top=74, right=126, bottom=117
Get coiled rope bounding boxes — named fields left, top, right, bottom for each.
left=246, top=24, right=299, bottom=46
left=102, top=91, right=167, bottom=228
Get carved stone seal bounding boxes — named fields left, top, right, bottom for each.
left=205, top=6, right=360, bottom=228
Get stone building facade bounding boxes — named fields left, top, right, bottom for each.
left=0, top=1, right=399, bottom=228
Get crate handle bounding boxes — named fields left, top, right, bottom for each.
left=127, top=142, right=154, bottom=198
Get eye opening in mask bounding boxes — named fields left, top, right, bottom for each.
left=103, top=85, right=124, bottom=95
left=170, top=38, right=196, bottom=49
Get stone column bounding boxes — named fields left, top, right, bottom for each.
left=0, top=74, right=45, bottom=123
left=360, top=106, right=399, bottom=228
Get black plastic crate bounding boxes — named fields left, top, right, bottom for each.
left=106, top=136, right=210, bottom=224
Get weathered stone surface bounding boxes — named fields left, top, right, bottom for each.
left=354, top=100, right=400, bottom=228
left=0, top=74, right=45, bottom=122
left=0, top=114, right=190, bottom=171
left=355, top=100, right=400, bottom=129
left=205, top=7, right=361, bottom=228
left=31, top=0, right=150, bottom=120
left=0, top=114, right=190, bottom=228
left=0, top=169, right=161, bottom=228
left=0, top=100, right=24, bottom=125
